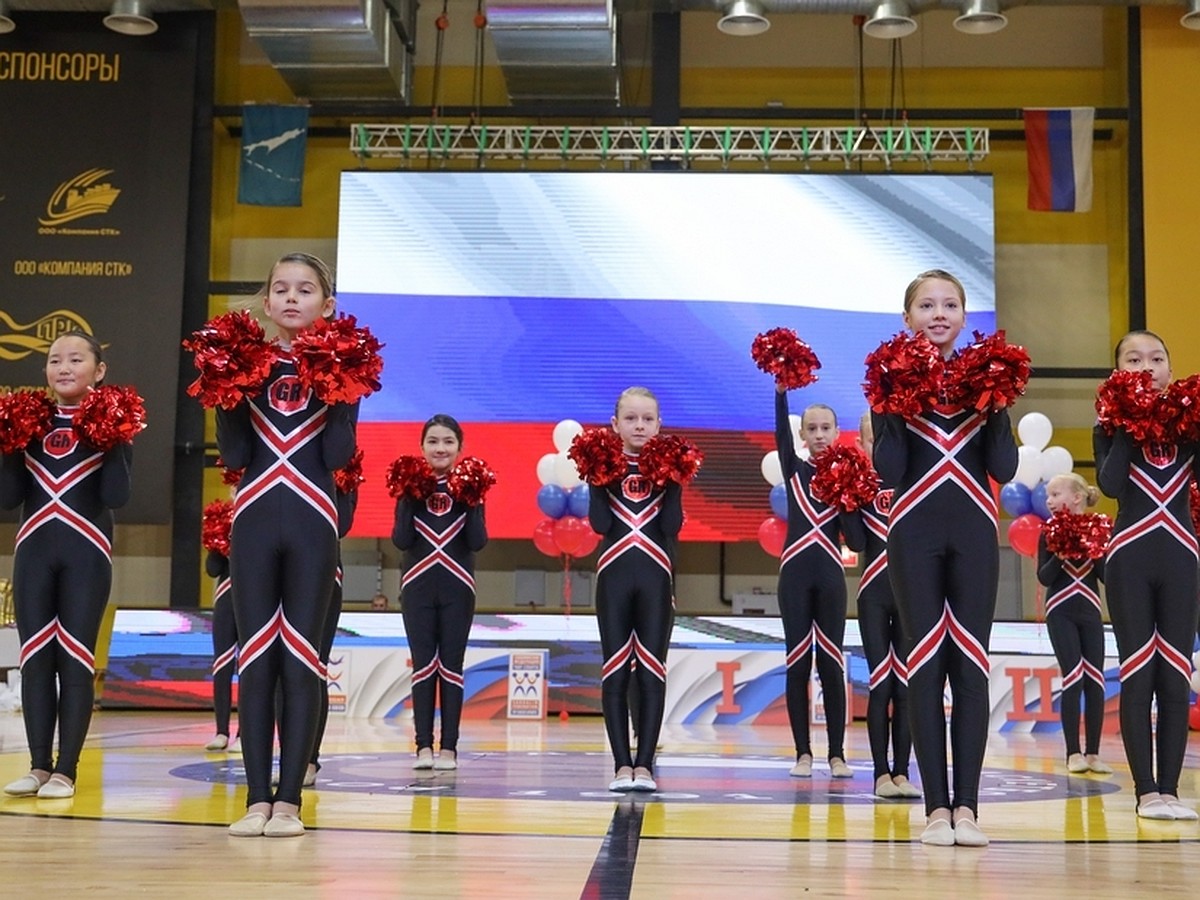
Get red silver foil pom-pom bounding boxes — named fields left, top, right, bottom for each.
left=447, top=456, right=497, bottom=507
left=0, top=389, right=56, bottom=454
left=1161, top=375, right=1200, bottom=445
left=385, top=454, right=438, bottom=500
left=1191, top=479, right=1200, bottom=538
left=1095, top=369, right=1160, bottom=444
left=292, top=315, right=385, bottom=405
left=216, top=457, right=244, bottom=487
left=1043, top=510, right=1112, bottom=561
left=183, top=310, right=276, bottom=410
left=637, top=434, right=703, bottom=487
left=568, top=427, right=626, bottom=487
left=863, top=332, right=946, bottom=418
left=809, top=444, right=879, bottom=512
left=73, top=385, right=147, bottom=452
left=944, top=330, right=1031, bottom=413
left=201, top=499, right=234, bottom=557
left=750, top=328, right=822, bottom=391
left=333, top=448, right=366, bottom=495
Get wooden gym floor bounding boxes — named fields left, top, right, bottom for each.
left=1, top=712, right=1197, bottom=898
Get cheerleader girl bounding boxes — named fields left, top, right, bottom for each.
left=854, top=413, right=918, bottom=800
left=216, top=252, right=358, bottom=837
left=871, top=270, right=1017, bottom=846
left=775, top=390, right=865, bottom=779
left=1, top=332, right=132, bottom=799
left=393, top=416, right=487, bottom=770
left=205, top=547, right=239, bottom=752
left=1094, top=330, right=1199, bottom=821
left=1036, top=473, right=1111, bottom=776
left=589, top=387, right=683, bottom=792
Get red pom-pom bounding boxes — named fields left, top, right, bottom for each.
left=568, top=428, right=626, bottom=486
left=201, top=499, right=234, bottom=556
left=447, top=456, right=497, bottom=507
left=72, top=385, right=146, bottom=452
left=1043, top=510, right=1112, bottom=561
left=1191, top=479, right=1200, bottom=538
left=1095, top=369, right=1160, bottom=443
left=944, top=330, right=1031, bottom=413
left=0, top=390, right=56, bottom=454
left=333, top=448, right=365, bottom=495
left=183, top=311, right=276, bottom=410
left=386, top=454, right=437, bottom=500
left=1162, top=375, right=1200, bottom=444
left=637, top=434, right=703, bottom=487
left=291, top=315, right=384, bottom=405
left=809, top=444, right=879, bottom=512
left=216, top=457, right=244, bottom=487
left=751, top=328, right=821, bottom=390
left=863, top=332, right=946, bottom=417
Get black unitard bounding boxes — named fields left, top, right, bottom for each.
left=589, top=455, right=683, bottom=773
left=216, top=354, right=357, bottom=808
left=206, top=551, right=237, bottom=738
left=855, top=484, right=912, bottom=781
left=873, top=405, right=1016, bottom=816
left=1094, top=425, right=1200, bottom=797
left=775, top=391, right=866, bottom=762
left=1, top=407, right=132, bottom=782
left=393, top=484, right=487, bottom=753
left=1035, top=534, right=1106, bottom=760
left=311, top=487, right=357, bottom=769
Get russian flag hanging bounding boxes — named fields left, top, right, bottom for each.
left=1024, top=107, right=1094, bottom=213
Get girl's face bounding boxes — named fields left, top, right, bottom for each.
left=1116, top=333, right=1171, bottom=391
left=422, top=425, right=461, bottom=474
left=802, top=408, right=839, bottom=457
left=611, top=394, right=661, bottom=454
left=45, top=335, right=105, bottom=405
left=263, top=261, right=335, bottom=341
left=1045, top=479, right=1084, bottom=516
left=903, top=278, right=966, bottom=356
left=856, top=420, right=874, bottom=457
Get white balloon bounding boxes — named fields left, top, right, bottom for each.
left=761, top=451, right=784, bottom=487
left=536, top=452, right=559, bottom=486
left=1040, top=446, right=1075, bottom=481
left=1014, top=445, right=1043, bottom=489
left=1191, top=671, right=1200, bottom=695
left=1193, top=649, right=1200, bottom=669
left=552, top=419, right=584, bottom=453
left=1017, top=412, right=1053, bottom=451
left=554, top=452, right=583, bottom=489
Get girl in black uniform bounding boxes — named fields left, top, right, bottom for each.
left=871, top=270, right=1017, bottom=846
left=217, top=253, right=358, bottom=837
left=2, top=332, right=132, bottom=799
left=205, top=547, right=239, bottom=751
left=1036, top=473, right=1111, bottom=776
left=774, top=391, right=865, bottom=780
left=393, top=416, right=487, bottom=771
left=854, top=413, right=918, bottom=800
left=1094, top=330, right=1199, bottom=821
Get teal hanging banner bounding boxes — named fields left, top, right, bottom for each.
left=238, top=104, right=309, bottom=207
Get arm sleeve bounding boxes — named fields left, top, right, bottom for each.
left=1036, top=533, right=1062, bottom=587
left=1093, top=556, right=1105, bottom=583
left=870, top=411, right=908, bottom=488
left=775, top=389, right=798, bottom=479
left=1094, top=425, right=1132, bottom=498
left=658, top=481, right=684, bottom=538
left=588, top=482, right=614, bottom=536
left=215, top=403, right=253, bottom=471
left=464, top=502, right=488, bottom=552
left=984, top=408, right=1019, bottom=484
left=337, top=489, right=359, bottom=538
left=839, top=510, right=867, bottom=553
left=322, top=401, right=359, bottom=472
left=0, top=451, right=29, bottom=510
left=391, top=497, right=416, bottom=550
left=99, top=443, right=133, bottom=509
left=205, top=551, right=229, bottom=579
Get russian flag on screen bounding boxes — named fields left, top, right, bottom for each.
left=1024, top=108, right=1094, bottom=213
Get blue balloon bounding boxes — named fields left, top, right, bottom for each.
left=1030, top=482, right=1052, bottom=521
left=536, top=484, right=568, bottom=519
left=999, top=481, right=1032, bottom=518
left=769, top=482, right=789, bottom=520
left=567, top=484, right=590, bottom=519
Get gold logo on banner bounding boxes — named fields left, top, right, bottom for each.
left=0, top=308, right=97, bottom=361
left=39, top=168, right=121, bottom=226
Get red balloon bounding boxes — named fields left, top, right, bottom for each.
left=574, top=526, right=602, bottom=558
left=757, top=516, right=787, bottom=558
left=1189, top=701, right=1200, bottom=732
left=1008, top=513, right=1043, bottom=558
left=532, top=518, right=560, bottom=557
left=554, top=515, right=590, bottom=556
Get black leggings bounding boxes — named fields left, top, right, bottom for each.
left=857, top=587, right=911, bottom=780
left=1045, top=601, right=1106, bottom=758
left=311, top=578, right=343, bottom=767
left=401, top=577, right=476, bottom=753
left=211, top=590, right=238, bottom=737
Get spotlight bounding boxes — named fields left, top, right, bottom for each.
left=954, top=0, right=1008, bottom=35
left=862, top=1, right=918, bottom=40
left=717, top=0, right=771, bottom=37
left=1182, top=0, right=1200, bottom=30
left=104, top=0, right=159, bottom=36
left=0, top=1, right=15, bottom=35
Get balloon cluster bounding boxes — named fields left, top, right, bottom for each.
left=755, top=415, right=806, bottom=557
left=1000, top=412, right=1076, bottom=557
left=533, top=419, right=602, bottom=560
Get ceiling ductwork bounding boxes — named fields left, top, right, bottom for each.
left=485, top=0, right=620, bottom=102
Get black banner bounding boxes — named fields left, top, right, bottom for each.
left=0, top=14, right=199, bottom=522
